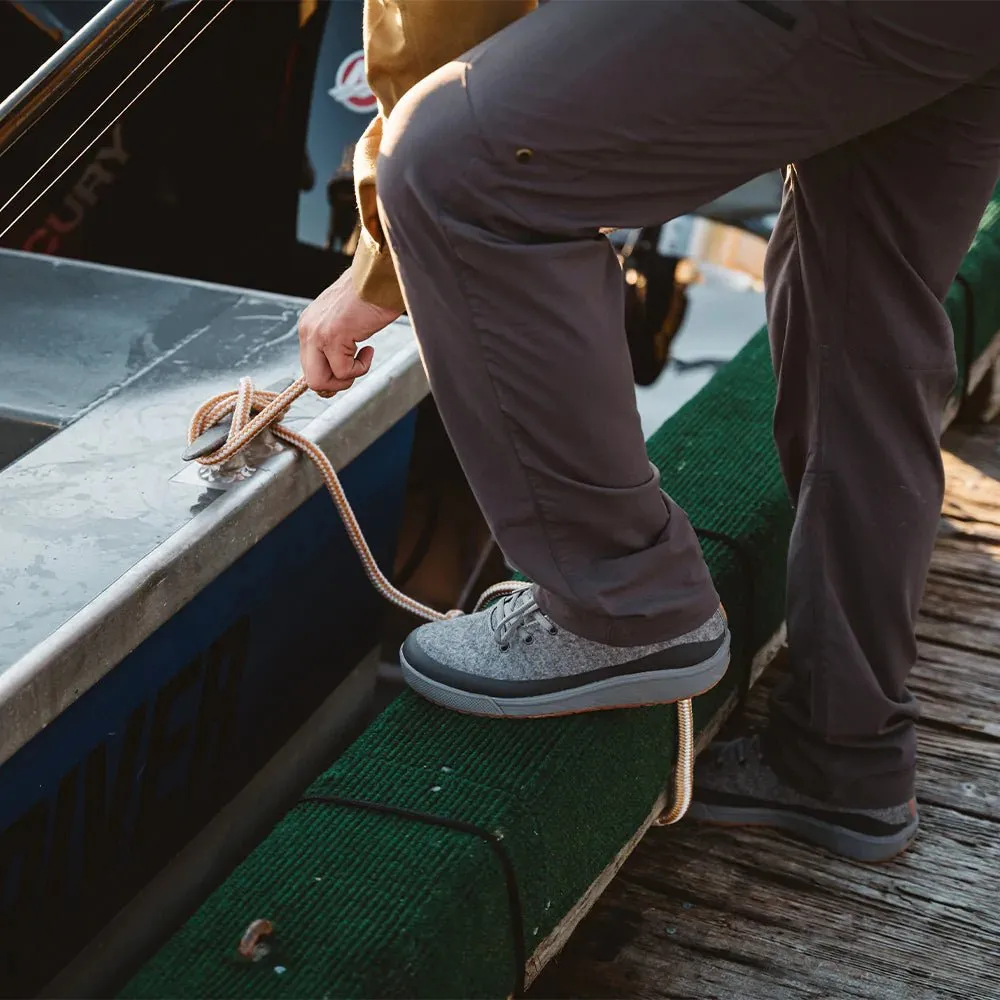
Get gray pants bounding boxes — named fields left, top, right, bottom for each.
left=377, top=1, right=1000, bottom=807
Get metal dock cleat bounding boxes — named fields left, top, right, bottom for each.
left=182, top=377, right=297, bottom=483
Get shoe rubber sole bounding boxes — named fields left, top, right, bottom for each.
left=685, top=801, right=919, bottom=863
left=399, top=633, right=730, bottom=719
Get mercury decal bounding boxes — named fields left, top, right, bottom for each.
left=328, top=50, right=377, bottom=114
left=20, top=124, right=129, bottom=254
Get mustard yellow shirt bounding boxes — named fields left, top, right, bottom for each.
left=350, top=0, right=536, bottom=311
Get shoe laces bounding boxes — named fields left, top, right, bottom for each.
left=490, top=587, right=558, bottom=649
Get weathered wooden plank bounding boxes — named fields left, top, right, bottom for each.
left=920, top=577, right=1000, bottom=625
left=941, top=469, right=1000, bottom=507
left=529, top=803, right=1000, bottom=1000
left=911, top=640, right=1000, bottom=737
left=917, top=554, right=1000, bottom=650
left=929, top=538, right=1000, bottom=586
left=941, top=502, right=1000, bottom=534
left=924, top=571, right=1000, bottom=606
left=942, top=423, right=1000, bottom=485
left=915, top=615, right=1000, bottom=660
left=939, top=424, right=1000, bottom=532
left=915, top=725, right=1000, bottom=820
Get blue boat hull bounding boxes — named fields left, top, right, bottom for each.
left=0, top=413, right=415, bottom=994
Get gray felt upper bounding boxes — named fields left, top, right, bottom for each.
left=403, top=585, right=727, bottom=690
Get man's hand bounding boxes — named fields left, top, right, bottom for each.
left=298, top=270, right=403, bottom=396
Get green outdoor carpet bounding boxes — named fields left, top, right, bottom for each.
left=123, top=184, right=1000, bottom=1000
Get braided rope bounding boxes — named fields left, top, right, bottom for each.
left=656, top=696, right=693, bottom=825
left=187, top=375, right=694, bottom=823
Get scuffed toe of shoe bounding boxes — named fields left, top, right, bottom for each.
left=400, top=617, right=504, bottom=695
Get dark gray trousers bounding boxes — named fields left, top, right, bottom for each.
left=377, top=1, right=1000, bottom=807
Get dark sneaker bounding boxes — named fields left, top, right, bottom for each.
left=688, top=735, right=919, bottom=862
left=400, top=585, right=729, bottom=719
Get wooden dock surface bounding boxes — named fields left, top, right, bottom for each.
left=530, top=419, right=1000, bottom=1000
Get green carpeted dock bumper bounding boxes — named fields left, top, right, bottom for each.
left=123, top=185, right=1000, bottom=1000
left=122, top=329, right=791, bottom=1000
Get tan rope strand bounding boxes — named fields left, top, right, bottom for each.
left=655, top=695, right=693, bottom=825
left=188, top=375, right=695, bottom=822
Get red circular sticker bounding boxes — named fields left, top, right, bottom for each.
left=329, top=51, right=377, bottom=114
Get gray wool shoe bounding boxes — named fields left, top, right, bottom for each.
left=399, top=585, right=729, bottom=718
left=688, top=734, right=919, bottom=862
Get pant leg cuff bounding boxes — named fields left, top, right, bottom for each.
left=762, top=727, right=917, bottom=809
left=535, top=585, right=721, bottom=648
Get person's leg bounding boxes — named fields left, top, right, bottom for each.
left=376, top=0, right=1000, bottom=715
left=771, top=90, right=1000, bottom=808
left=691, top=76, right=1000, bottom=858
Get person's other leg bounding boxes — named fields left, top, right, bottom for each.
left=768, top=76, right=1000, bottom=804
left=376, top=1, right=1000, bottom=715
left=692, top=75, right=1000, bottom=858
